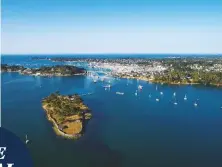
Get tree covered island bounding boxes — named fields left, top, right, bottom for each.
left=1, top=64, right=86, bottom=76
left=42, top=92, right=92, bottom=139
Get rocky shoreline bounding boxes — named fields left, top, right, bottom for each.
left=43, top=105, right=82, bottom=139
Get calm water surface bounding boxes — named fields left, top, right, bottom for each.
left=2, top=56, right=222, bottom=167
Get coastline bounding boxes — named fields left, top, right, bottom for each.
left=42, top=105, right=82, bottom=139
left=1, top=70, right=86, bottom=77
left=41, top=94, right=92, bottom=140
left=2, top=70, right=221, bottom=87
left=3, top=56, right=222, bottom=167
left=22, top=72, right=86, bottom=77
left=116, top=75, right=222, bottom=87
left=1, top=64, right=87, bottom=77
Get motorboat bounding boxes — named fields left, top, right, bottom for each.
left=138, top=85, right=143, bottom=90
left=116, top=92, right=124, bottom=95
left=184, top=94, right=187, bottom=100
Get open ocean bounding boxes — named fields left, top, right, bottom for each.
left=1, top=55, right=222, bottom=167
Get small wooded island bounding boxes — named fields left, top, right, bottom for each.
left=42, top=92, right=92, bottom=139
left=1, top=64, right=86, bottom=76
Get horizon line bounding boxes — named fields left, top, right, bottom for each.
left=2, top=53, right=222, bottom=56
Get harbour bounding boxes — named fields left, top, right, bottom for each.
left=2, top=56, right=222, bottom=167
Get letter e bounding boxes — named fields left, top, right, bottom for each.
left=0, top=147, right=6, bottom=159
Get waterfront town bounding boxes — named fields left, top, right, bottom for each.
left=33, top=56, right=222, bottom=86
left=2, top=56, right=222, bottom=86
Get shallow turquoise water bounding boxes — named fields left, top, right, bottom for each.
left=2, top=56, right=222, bottom=167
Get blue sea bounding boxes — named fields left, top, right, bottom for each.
left=1, top=55, right=222, bottom=167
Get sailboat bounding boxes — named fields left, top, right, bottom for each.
left=135, top=90, right=138, bottom=96
left=138, top=85, right=143, bottom=90
left=184, top=94, right=187, bottom=100
left=174, top=101, right=178, bottom=105
left=173, top=92, right=176, bottom=96
left=156, top=98, right=160, bottom=102
left=103, top=84, right=111, bottom=88
left=194, top=102, right=198, bottom=107
left=160, top=92, right=163, bottom=95
left=25, top=135, right=29, bottom=144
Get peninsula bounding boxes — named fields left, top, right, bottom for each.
left=1, top=64, right=86, bottom=76
left=42, top=92, right=92, bottom=139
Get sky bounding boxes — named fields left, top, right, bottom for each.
left=1, top=0, right=222, bottom=54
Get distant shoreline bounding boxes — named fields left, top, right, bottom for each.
left=116, top=75, right=222, bottom=87
left=2, top=56, right=222, bottom=87
left=2, top=54, right=222, bottom=57
left=1, top=64, right=86, bottom=77
left=2, top=68, right=222, bottom=88
left=32, top=56, right=222, bottom=87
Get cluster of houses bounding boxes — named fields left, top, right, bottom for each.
left=190, top=63, right=222, bottom=72
left=88, top=60, right=167, bottom=80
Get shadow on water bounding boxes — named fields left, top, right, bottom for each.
left=81, top=113, right=88, bottom=135
left=77, top=139, right=123, bottom=167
